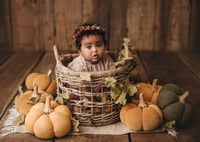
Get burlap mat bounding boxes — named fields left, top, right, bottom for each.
left=0, top=106, right=136, bottom=137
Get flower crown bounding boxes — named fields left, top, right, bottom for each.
left=73, top=24, right=106, bottom=41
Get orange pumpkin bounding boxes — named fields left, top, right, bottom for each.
left=135, top=79, right=162, bottom=104
left=120, top=93, right=163, bottom=131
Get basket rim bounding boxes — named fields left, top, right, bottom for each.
left=56, top=56, right=136, bottom=78
left=53, top=45, right=136, bottom=78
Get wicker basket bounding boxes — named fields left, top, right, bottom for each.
left=53, top=44, right=136, bottom=126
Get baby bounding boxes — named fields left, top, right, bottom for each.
left=67, top=23, right=115, bottom=72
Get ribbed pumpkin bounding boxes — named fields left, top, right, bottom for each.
left=135, top=79, right=162, bottom=104
left=15, top=85, right=54, bottom=115
left=120, top=93, right=163, bottom=131
left=25, top=70, right=57, bottom=96
left=25, top=96, right=72, bottom=139
left=157, top=83, right=194, bottom=126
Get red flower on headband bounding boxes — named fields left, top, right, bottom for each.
left=73, top=24, right=106, bottom=41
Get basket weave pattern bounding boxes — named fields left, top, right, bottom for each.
left=54, top=46, right=136, bottom=126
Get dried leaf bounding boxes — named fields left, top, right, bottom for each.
left=39, top=97, right=45, bottom=103
left=127, top=83, right=137, bottom=96
left=55, top=94, right=64, bottom=104
left=79, top=73, right=91, bottom=81
left=161, top=121, right=177, bottom=138
left=114, top=60, right=126, bottom=67
left=161, top=120, right=176, bottom=132
left=18, top=86, right=24, bottom=95
left=72, top=118, right=80, bottom=133
left=115, top=90, right=127, bottom=105
left=118, top=37, right=136, bottom=62
left=110, top=87, right=121, bottom=101
left=27, top=96, right=40, bottom=104
left=62, top=92, right=70, bottom=100
left=104, top=77, right=117, bottom=88
left=14, top=86, right=24, bottom=105
left=105, top=77, right=137, bottom=105
left=12, top=115, right=25, bottom=126
left=123, top=37, right=130, bottom=44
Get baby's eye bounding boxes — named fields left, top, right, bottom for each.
left=96, top=43, right=103, bottom=47
left=86, top=45, right=92, bottom=49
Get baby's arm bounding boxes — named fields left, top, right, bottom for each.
left=67, top=56, right=87, bottom=72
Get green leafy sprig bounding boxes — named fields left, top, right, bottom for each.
left=104, top=77, right=137, bottom=105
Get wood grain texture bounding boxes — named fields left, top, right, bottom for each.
left=82, top=0, right=110, bottom=50
left=31, top=51, right=56, bottom=77
left=0, top=132, right=52, bottom=142
left=37, top=0, right=55, bottom=51
left=127, top=0, right=157, bottom=50
left=0, top=0, right=12, bottom=52
left=165, top=0, right=190, bottom=51
left=55, top=134, right=129, bottom=142
left=131, top=133, right=176, bottom=142
left=0, top=51, right=44, bottom=119
left=0, top=51, right=199, bottom=141
left=127, top=0, right=191, bottom=51
left=0, top=52, right=11, bottom=66
left=189, top=0, right=200, bottom=50
left=54, top=0, right=82, bottom=52
left=137, top=50, right=200, bottom=142
left=178, top=51, right=200, bottom=80
left=109, top=0, right=127, bottom=51
left=11, top=0, right=35, bottom=51
left=3, top=0, right=198, bottom=52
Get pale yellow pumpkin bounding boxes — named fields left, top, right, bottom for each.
left=25, top=96, right=72, bottom=139
left=25, top=70, right=57, bottom=96
left=15, top=85, right=54, bottom=115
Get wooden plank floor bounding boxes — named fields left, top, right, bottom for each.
left=0, top=50, right=199, bottom=142
left=0, top=52, right=10, bottom=66
left=0, top=51, right=44, bottom=119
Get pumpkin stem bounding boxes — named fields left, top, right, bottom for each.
left=123, top=43, right=129, bottom=59
left=44, top=96, right=53, bottom=114
left=151, top=78, right=158, bottom=92
left=179, top=90, right=189, bottom=104
left=122, top=38, right=130, bottom=59
left=138, top=93, right=147, bottom=108
left=47, top=69, right=52, bottom=77
left=31, top=84, right=40, bottom=98
left=53, top=45, right=60, bottom=61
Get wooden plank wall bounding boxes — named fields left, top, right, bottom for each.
left=189, top=0, right=200, bottom=51
left=127, top=0, right=191, bottom=51
left=0, top=0, right=12, bottom=53
left=1, top=0, right=200, bottom=52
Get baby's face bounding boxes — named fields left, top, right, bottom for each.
left=79, top=35, right=105, bottom=64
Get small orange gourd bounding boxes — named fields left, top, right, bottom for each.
left=25, top=96, right=72, bottom=139
left=120, top=93, right=163, bottom=131
left=25, top=70, right=57, bottom=96
left=25, top=73, right=40, bottom=89
left=15, top=85, right=54, bottom=115
left=136, top=79, right=162, bottom=104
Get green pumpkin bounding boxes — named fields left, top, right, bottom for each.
left=157, top=83, right=194, bottom=126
